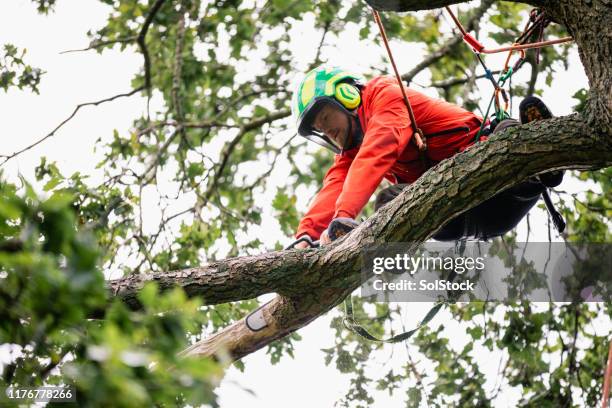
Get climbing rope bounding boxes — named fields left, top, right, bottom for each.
left=371, top=9, right=428, bottom=158
left=343, top=297, right=446, bottom=343
left=444, top=6, right=573, bottom=55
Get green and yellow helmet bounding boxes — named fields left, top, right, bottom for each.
left=292, top=66, right=364, bottom=152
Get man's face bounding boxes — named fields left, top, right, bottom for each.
left=312, top=103, right=351, bottom=150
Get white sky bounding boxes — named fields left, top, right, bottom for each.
left=0, top=1, right=605, bottom=407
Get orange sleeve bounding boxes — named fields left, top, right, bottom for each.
left=296, top=154, right=352, bottom=240
left=334, top=87, right=413, bottom=219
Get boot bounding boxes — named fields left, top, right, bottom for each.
left=519, top=96, right=564, bottom=187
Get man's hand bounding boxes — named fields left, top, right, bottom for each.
left=327, top=217, right=359, bottom=241
left=320, top=217, right=359, bottom=246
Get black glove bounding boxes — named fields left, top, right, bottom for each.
left=286, top=235, right=319, bottom=249
left=328, top=217, right=360, bottom=241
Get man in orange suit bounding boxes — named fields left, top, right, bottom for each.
left=290, top=66, right=562, bottom=248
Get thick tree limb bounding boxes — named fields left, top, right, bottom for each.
left=108, top=114, right=612, bottom=360
left=541, top=1, right=612, bottom=132
left=179, top=291, right=350, bottom=361
left=109, top=249, right=311, bottom=309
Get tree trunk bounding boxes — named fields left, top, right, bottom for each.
left=541, top=0, right=612, bottom=132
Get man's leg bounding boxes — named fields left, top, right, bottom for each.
left=443, top=117, right=544, bottom=240
left=374, top=183, right=470, bottom=240
left=439, top=104, right=564, bottom=240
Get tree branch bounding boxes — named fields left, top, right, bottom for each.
left=309, top=21, right=331, bottom=71
left=138, top=109, right=289, bottom=185
left=59, top=37, right=138, bottom=54
left=428, top=70, right=501, bottom=90
left=527, top=59, right=539, bottom=96
left=199, top=109, right=291, bottom=205
left=365, top=0, right=543, bottom=13
left=107, top=114, right=612, bottom=360
left=137, top=0, right=167, bottom=94
left=172, top=8, right=187, bottom=124
left=0, top=87, right=144, bottom=166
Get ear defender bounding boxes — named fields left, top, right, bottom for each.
left=334, top=83, right=361, bottom=110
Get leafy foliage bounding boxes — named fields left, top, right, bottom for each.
left=0, top=44, right=44, bottom=94
left=0, top=177, right=220, bottom=406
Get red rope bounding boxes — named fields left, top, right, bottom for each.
left=444, top=6, right=572, bottom=54
left=480, top=37, right=573, bottom=54
left=371, top=9, right=427, bottom=152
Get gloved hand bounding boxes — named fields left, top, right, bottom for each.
left=327, top=217, right=360, bottom=241
left=287, top=235, right=318, bottom=249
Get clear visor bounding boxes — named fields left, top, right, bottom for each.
left=303, top=132, right=341, bottom=154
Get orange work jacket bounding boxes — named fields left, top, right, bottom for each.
left=296, top=76, right=485, bottom=240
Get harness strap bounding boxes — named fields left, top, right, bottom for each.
left=343, top=296, right=446, bottom=343
left=342, top=256, right=463, bottom=344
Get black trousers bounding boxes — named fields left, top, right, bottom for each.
left=374, top=119, right=562, bottom=241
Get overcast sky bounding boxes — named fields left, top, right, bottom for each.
left=0, top=1, right=600, bottom=407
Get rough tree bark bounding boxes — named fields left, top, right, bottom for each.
left=108, top=0, right=611, bottom=362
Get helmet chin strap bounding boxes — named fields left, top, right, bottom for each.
left=340, top=113, right=363, bottom=153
